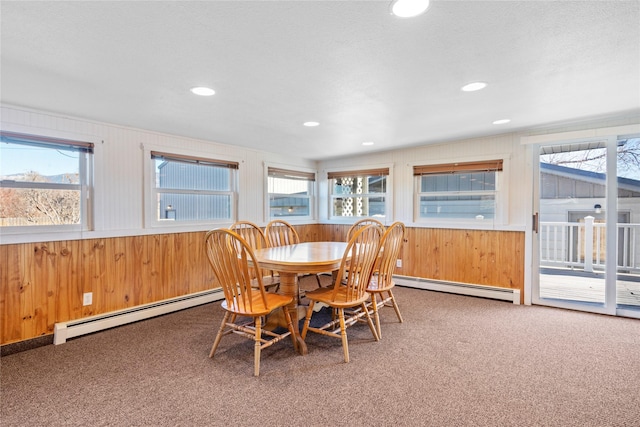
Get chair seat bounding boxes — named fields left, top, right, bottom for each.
left=222, top=292, right=293, bottom=317
left=367, top=275, right=394, bottom=292
left=305, top=286, right=370, bottom=308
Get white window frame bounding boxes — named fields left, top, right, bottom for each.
left=0, top=131, right=94, bottom=234
left=144, top=147, right=239, bottom=228
left=413, top=158, right=508, bottom=225
left=328, top=165, right=391, bottom=222
left=265, top=164, right=316, bottom=221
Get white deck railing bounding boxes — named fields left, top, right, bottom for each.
left=540, top=218, right=640, bottom=273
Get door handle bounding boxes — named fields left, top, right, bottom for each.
left=533, top=212, right=539, bottom=233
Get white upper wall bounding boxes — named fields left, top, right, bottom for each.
left=2, top=103, right=638, bottom=244
left=317, top=132, right=527, bottom=230
left=0, top=104, right=316, bottom=243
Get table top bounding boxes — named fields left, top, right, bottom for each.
left=252, top=241, right=347, bottom=274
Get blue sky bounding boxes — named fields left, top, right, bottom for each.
left=540, top=138, right=640, bottom=181
left=0, top=144, right=79, bottom=177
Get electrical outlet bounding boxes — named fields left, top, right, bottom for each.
left=83, top=292, right=93, bottom=306
left=396, top=259, right=402, bottom=268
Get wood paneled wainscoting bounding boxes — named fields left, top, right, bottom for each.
left=309, top=225, right=525, bottom=303
left=0, top=225, right=524, bottom=347
left=399, top=227, right=524, bottom=300
left=0, top=232, right=217, bottom=347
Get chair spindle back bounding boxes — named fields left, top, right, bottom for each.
left=265, top=220, right=300, bottom=247
left=375, top=222, right=406, bottom=288
left=204, top=228, right=267, bottom=313
left=333, top=224, right=384, bottom=303
left=346, top=218, right=385, bottom=242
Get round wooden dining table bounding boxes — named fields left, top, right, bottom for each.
left=251, top=241, right=347, bottom=355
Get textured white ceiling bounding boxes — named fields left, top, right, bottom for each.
left=1, top=1, right=639, bottom=160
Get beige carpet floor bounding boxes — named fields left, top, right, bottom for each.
left=2, top=281, right=639, bottom=426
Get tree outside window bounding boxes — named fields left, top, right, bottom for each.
left=0, top=132, right=92, bottom=229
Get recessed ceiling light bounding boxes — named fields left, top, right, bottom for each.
left=390, top=0, right=430, bottom=18
left=493, top=119, right=511, bottom=125
left=461, top=82, right=487, bottom=92
left=190, top=87, right=215, bottom=96
left=362, top=141, right=374, bottom=146
left=303, top=121, right=320, bottom=127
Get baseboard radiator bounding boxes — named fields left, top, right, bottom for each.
left=53, top=289, right=224, bottom=345
left=394, top=275, right=521, bottom=305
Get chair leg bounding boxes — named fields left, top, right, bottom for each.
left=370, top=293, right=382, bottom=339
left=388, top=290, right=403, bottom=323
left=362, top=302, right=380, bottom=342
left=282, top=306, right=297, bottom=349
left=301, top=302, right=315, bottom=340
left=210, top=312, right=230, bottom=358
left=254, top=316, right=262, bottom=377
left=315, top=274, right=323, bottom=288
left=338, top=308, right=349, bottom=363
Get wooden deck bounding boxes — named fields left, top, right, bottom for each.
left=540, top=268, right=640, bottom=307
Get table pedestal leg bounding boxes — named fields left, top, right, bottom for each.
left=278, top=272, right=308, bottom=355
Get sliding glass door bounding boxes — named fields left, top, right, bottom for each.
left=616, top=138, right=640, bottom=317
left=534, top=136, right=640, bottom=318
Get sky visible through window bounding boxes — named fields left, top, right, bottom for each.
left=617, top=138, right=640, bottom=180
left=0, top=144, right=79, bottom=177
left=541, top=138, right=640, bottom=181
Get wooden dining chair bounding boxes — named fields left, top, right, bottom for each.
left=366, top=221, right=406, bottom=338
left=301, top=224, right=383, bottom=363
left=230, top=220, right=279, bottom=291
left=265, top=219, right=323, bottom=289
left=343, top=218, right=385, bottom=279
left=265, top=219, right=300, bottom=247
left=346, top=217, right=385, bottom=241
left=230, top=220, right=269, bottom=250
left=205, top=228, right=296, bottom=376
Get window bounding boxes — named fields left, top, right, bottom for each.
left=414, top=160, right=503, bottom=220
left=267, top=167, right=315, bottom=218
left=0, top=131, right=93, bottom=230
left=151, top=151, right=238, bottom=224
left=329, top=167, right=389, bottom=219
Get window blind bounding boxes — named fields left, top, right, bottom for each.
left=413, top=160, right=503, bottom=176
left=0, top=131, right=94, bottom=153
left=268, top=167, right=315, bottom=181
left=327, top=167, right=389, bottom=180
left=151, top=151, right=239, bottom=169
